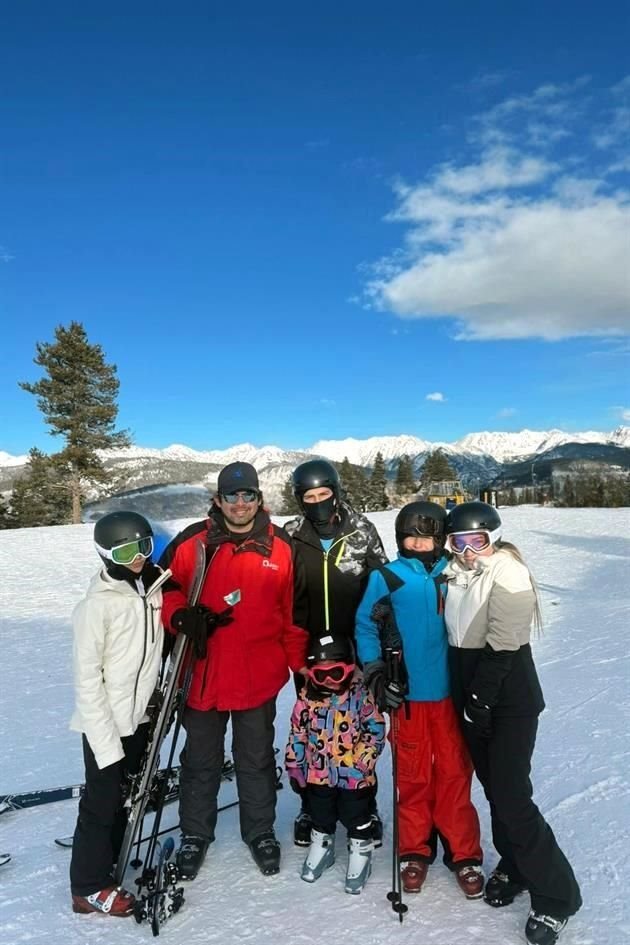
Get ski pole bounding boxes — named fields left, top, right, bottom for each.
left=384, top=648, right=408, bottom=922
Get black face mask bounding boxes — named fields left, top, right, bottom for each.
left=400, top=547, right=440, bottom=570
left=302, top=494, right=338, bottom=532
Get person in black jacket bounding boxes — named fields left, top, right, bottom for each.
left=443, top=502, right=581, bottom=945
left=283, top=459, right=387, bottom=845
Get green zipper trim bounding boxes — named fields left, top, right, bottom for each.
left=321, top=530, right=359, bottom=632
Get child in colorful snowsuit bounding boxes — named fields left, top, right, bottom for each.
left=69, top=511, right=172, bottom=917
left=355, top=501, right=484, bottom=900
left=285, top=634, right=385, bottom=894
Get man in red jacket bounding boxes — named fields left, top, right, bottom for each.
left=160, top=462, right=308, bottom=879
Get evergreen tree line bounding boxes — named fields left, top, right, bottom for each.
left=279, top=449, right=458, bottom=514
left=497, top=473, right=630, bottom=509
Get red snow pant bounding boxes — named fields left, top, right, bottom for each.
left=393, top=697, right=482, bottom=866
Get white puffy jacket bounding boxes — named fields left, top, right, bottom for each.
left=70, top=567, right=168, bottom=770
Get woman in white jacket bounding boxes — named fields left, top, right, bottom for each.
left=69, top=511, right=172, bottom=918
left=443, top=502, right=581, bottom=945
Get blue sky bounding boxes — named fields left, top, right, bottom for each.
left=1, top=1, right=628, bottom=456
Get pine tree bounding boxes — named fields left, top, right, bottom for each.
left=394, top=454, right=416, bottom=498
left=20, top=322, right=130, bottom=523
left=339, top=457, right=370, bottom=510
left=8, top=448, right=73, bottom=527
left=279, top=475, right=300, bottom=515
left=419, top=449, right=457, bottom=492
left=366, top=451, right=389, bottom=511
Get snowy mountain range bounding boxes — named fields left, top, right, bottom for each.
left=1, top=427, right=628, bottom=519
left=3, top=426, right=628, bottom=471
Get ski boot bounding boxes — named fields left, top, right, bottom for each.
left=345, top=835, right=373, bottom=895
left=175, top=835, right=209, bottom=881
left=483, top=868, right=526, bottom=907
left=525, top=911, right=568, bottom=945
left=72, top=885, right=135, bottom=917
left=249, top=831, right=281, bottom=876
left=455, top=864, right=484, bottom=899
left=300, top=830, right=335, bottom=883
left=293, top=811, right=313, bottom=847
left=401, top=859, right=428, bottom=893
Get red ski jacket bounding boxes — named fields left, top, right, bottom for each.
left=161, top=510, right=308, bottom=712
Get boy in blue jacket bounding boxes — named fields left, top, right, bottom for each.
left=355, top=501, right=483, bottom=899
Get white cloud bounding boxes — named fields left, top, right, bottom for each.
left=497, top=407, right=517, bottom=417
left=426, top=392, right=446, bottom=402
left=614, top=406, right=630, bottom=422
left=319, top=398, right=336, bottom=408
left=364, top=80, right=630, bottom=341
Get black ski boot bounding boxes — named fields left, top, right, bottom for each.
left=484, top=869, right=526, bottom=907
left=175, top=835, right=209, bottom=881
left=293, top=811, right=312, bottom=847
left=249, top=831, right=281, bottom=875
left=525, top=911, right=568, bottom=945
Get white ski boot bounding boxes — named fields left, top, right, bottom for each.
left=345, top=835, right=373, bottom=894
left=301, top=830, right=335, bottom=883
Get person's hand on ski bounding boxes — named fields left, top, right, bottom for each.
left=464, top=692, right=493, bottom=739
left=363, top=660, right=405, bottom=712
left=172, top=604, right=234, bottom=659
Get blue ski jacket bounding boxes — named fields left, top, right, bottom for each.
left=355, top=555, right=450, bottom=703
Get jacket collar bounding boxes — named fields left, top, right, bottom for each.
left=293, top=502, right=360, bottom=549
left=206, top=507, right=274, bottom=558
left=396, top=553, right=447, bottom=577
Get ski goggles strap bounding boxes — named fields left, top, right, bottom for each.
left=95, top=536, right=154, bottom=565
left=446, top=527, right=501, bottom=554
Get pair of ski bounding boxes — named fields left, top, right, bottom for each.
left=0, top=758, right=234, bottom=819
left=51, top=758, right=236, bottom=848
left=112, top=538, right=210, bottom=936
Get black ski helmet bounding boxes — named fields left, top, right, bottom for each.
left=94, top=511, right=153, bottom=565
left=292, top=459, right=340, bottom=500
left=306, top=633, right=355, bottom=667
left=395, top=501, right=447, bottom=551
left=446, top=501, right=501, bottom=535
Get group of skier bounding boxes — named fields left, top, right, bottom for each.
left=68, top=457, right=582, bottom=944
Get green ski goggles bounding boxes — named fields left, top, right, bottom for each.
left=95, top=536, right=154, bottom=565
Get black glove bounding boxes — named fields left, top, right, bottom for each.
left=464, top=692, right=493, bottom=739
left=363, top=660, right=405, bottom=712
left=172, top=605, right=234, bottom=659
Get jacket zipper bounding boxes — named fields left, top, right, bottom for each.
left=321, top=530, right=359, bottom=632
left=132, top=599, right=149, bottom=720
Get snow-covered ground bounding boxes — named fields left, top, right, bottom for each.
left=0, top=507, right=628, bottom=945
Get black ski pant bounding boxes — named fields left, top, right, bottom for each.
left=179, top=699, right=277, bottom=846
left=307, top=784, right=373, bottom=839
left=70, top=724, right=149, bottom=897
left=463, top=714, right=582, bottom=919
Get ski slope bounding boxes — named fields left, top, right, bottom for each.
left=0, top=507, right=628, bottom=945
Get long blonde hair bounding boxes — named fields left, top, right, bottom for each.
left=494, top=539, right=543, bottom=634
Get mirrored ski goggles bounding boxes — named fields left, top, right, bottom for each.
left=221, top=490, right=259, bottom=504
left=446, top=527, right=501, bottom=555
left=308, top=662, right=355, bottom=685
left=405, top=516, right=443, bottom=538
left=95, top=536, right=154, bottom=564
